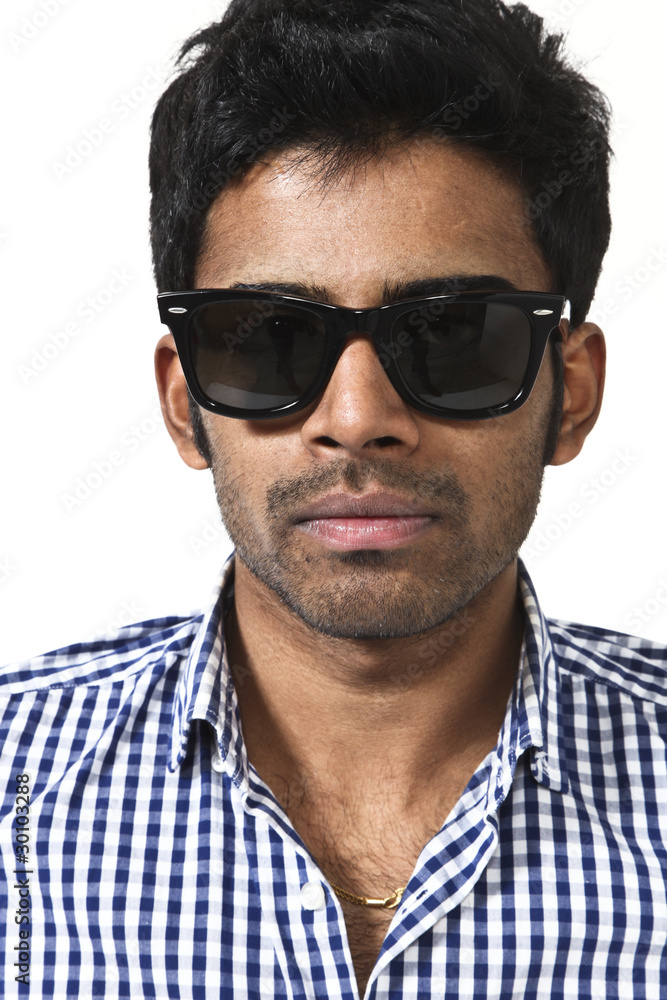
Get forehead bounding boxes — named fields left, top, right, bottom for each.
left=194, top=141, right=551, bottom=297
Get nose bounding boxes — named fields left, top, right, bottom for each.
left=300, top=333, right=420, bottom=457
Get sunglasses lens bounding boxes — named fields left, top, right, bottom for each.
left=189, top=301, right=327, bottom=411
left=390, top=302, right=532, bottom=410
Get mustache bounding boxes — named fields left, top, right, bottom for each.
left=265, top=459, right=471, bottom=520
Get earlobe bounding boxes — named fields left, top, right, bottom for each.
left=549, top=321, right=606, bottom=467
left=154, top=333, right=210, bottom=470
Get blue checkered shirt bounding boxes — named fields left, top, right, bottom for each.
left=1, top=554, right=667, bottom=998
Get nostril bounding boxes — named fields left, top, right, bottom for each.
left=314, top=433, right=401, bottom=450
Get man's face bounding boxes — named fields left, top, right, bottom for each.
left=191, top=141, right=557, bottom=639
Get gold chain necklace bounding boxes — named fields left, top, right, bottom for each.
left=329, top=880, right=406, bottom=909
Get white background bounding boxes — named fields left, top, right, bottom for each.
left=1, top=0, right=666, bottom=664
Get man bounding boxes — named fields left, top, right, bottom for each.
left=2, top=0, right=666, bottom=997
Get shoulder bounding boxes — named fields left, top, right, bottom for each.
left=546, top=617, right=667, bottom=707
left=0, top=612, right=203, bottom=697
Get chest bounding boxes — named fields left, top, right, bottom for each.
left=262, top=773, right=452, bottom=989
left=342, top=904, right=397, bottom=998
left=303, top=842, right=422, bottom=997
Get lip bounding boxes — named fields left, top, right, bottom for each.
left=292, top=491, right=439, bottom=522
left=292, top=491, right=438, bottom=551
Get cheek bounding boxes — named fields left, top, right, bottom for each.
left=421, top=416, right=518, bottom=473
left=203, top=419, right=250, bottom=484
left=206, top=417, right=301, bottom=490
left=421, top=390, right=552, bottom=497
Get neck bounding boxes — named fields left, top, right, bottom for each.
left=225, top=557, right=525, bottom=816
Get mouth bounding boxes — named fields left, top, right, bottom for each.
left=292, top=491, right=438, bottom=551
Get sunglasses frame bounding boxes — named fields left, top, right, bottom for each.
left=157, top=288, right=569, bottom=421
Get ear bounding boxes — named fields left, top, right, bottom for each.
left=549, top=321, right=606, bottom=466
left=154, top=333, right=209, bottom=470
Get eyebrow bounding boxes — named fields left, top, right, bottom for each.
left=227, top=275, right=519, bottom=304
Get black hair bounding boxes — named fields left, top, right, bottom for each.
left=149, top=0, right=612, bottom=329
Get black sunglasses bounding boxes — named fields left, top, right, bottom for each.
left=157, top=289, right=569, bottom=421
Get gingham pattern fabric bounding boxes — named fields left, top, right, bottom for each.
left=1, top=554, right=667, bottom=999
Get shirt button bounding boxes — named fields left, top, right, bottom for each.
left=211, top=749, right=225, bottom=773
left=300, top=882, right=326, bottom=911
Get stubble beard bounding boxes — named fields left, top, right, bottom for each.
left=198, top=445, right=548, bottom=642
left=189, top=354, right=559, bottom=640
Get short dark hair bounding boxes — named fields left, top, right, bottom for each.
left=149, top=0, right=612, bottom=329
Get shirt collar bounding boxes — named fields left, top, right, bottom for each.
left=168, top=551, right=248, bottom=782
left=515, top=559, right=569, bottom=794
left=169, top=554, right=569, bottom=796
